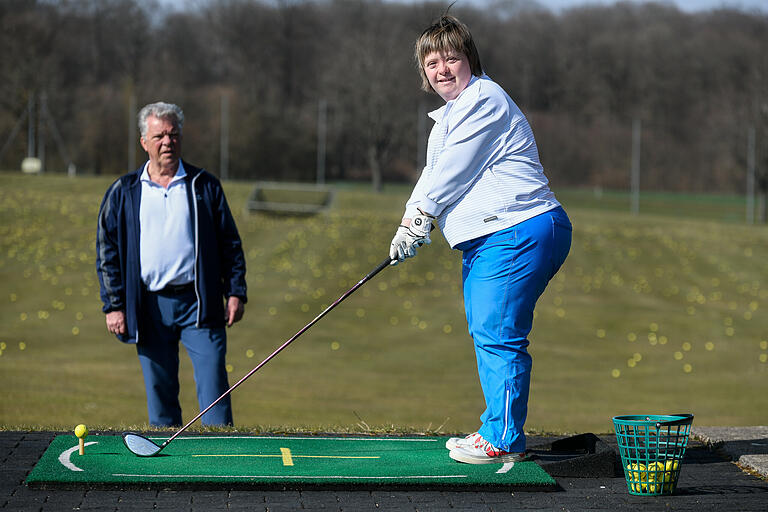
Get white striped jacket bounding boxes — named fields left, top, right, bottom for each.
left=404, top=75, right=561, bottom=248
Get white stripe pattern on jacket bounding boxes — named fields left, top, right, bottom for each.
left=404, top=75, right=560, bottom=248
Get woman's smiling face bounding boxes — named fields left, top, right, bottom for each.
left=423, top=49, right=473, bottom=101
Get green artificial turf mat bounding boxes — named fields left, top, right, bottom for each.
left=26, top=434, right=557, bottom=489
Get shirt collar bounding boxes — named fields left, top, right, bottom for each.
left=427, top=74, right=485, bottom=122
left=140, top=160, right=187, bottom=183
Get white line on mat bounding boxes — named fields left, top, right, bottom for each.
left=112, top=474, right=468, bottom=479
left=146, top=436, right=440, bottom=442
left=58, top=442, right=99, bottom=472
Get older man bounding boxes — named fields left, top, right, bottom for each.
left=96, top=102, right=247, bottom=427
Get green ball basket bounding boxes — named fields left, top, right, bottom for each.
left=613, top=414, right=694, bottom=496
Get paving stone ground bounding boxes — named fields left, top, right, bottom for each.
left=2, top=431, right=766, bottom=511
left=691, top=426, right=768, bottom=481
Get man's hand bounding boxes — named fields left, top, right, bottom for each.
left=225, top=296, right=244, bottom=327
left=106, top=310, right=126, bottom=336
left=389, top=213, right=433, bottom=265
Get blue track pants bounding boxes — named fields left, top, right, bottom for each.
left=458, top=207, right=572, bottom=452
left=136, top=289, right=233, bottom=427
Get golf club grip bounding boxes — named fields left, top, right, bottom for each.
left=368, top=256, right=395, bottom=278
left=164, top=255, right=394, bottom=446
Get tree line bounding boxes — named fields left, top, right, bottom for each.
left=1, top=0, right=767, bottom=197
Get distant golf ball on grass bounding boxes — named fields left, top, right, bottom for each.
left=74, top=424, right=88, bottom=455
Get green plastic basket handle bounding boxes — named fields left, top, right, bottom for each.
left=654, top=413, right=694, bottom=429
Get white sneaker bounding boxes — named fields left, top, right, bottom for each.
left=449, top=436, right=529, bottom=465
left=445, top=432, right=482, bottom=450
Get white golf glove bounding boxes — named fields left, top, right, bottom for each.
left=389, top=212, right=433, bottom=265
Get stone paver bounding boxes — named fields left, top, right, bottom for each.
left=692, top=426, right=768, bottom=480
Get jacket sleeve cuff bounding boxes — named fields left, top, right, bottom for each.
left=404, top=196, right=442, bottom=220
left=103, top=304, right=124, bottom=314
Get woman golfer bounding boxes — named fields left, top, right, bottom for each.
left=389, top=15, right=572, bottom=464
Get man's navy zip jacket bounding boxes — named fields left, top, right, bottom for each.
left=96, top=161, right=247, bottom=344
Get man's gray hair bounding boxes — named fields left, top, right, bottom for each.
left=137, top=102, right=184, bottom=138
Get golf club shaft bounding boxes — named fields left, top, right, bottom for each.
left=162, top=255, right=394, bottom=448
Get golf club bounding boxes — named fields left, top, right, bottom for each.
left=123, top=255, right=394, bottom=457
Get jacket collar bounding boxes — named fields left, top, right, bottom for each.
left=130, top=159, right=202, bottom=183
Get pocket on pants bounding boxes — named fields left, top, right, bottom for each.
left=550, top=212, right=572, bottom=277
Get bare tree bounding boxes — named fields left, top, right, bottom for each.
left=1, top=0, right=767, bottom=199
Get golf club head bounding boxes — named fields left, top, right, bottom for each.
left=123, top=432, right=163, bottom=457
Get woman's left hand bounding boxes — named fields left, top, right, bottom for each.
left=389, top=214, right=432, bottom=265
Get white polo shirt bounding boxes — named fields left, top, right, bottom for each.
left=139, top=161, right=196, bottom=291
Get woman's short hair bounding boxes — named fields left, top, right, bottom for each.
left=414, top=15, right=483, bottom=93
left=137, top=102, right=184, bottom=138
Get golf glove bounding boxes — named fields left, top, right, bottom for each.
left=389, top=213, right=433, bottom=265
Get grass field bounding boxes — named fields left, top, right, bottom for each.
left=0, top=172, right=766, bottom=435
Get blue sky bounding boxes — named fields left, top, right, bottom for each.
left=160, top=0, right=767, bottom=12
left=534, top=0, right=766, bottom=12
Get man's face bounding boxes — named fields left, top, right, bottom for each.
left=423, top=49, right=473, bottom=102
left=140, top=115, right=181, bottom=169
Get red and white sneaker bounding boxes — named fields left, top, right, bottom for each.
left=449, top=435, right=529, bottom=464
left=445, top=432, right=482, bottom=450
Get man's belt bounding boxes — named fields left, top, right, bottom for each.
left=155, top=282, right=195, bottom=295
